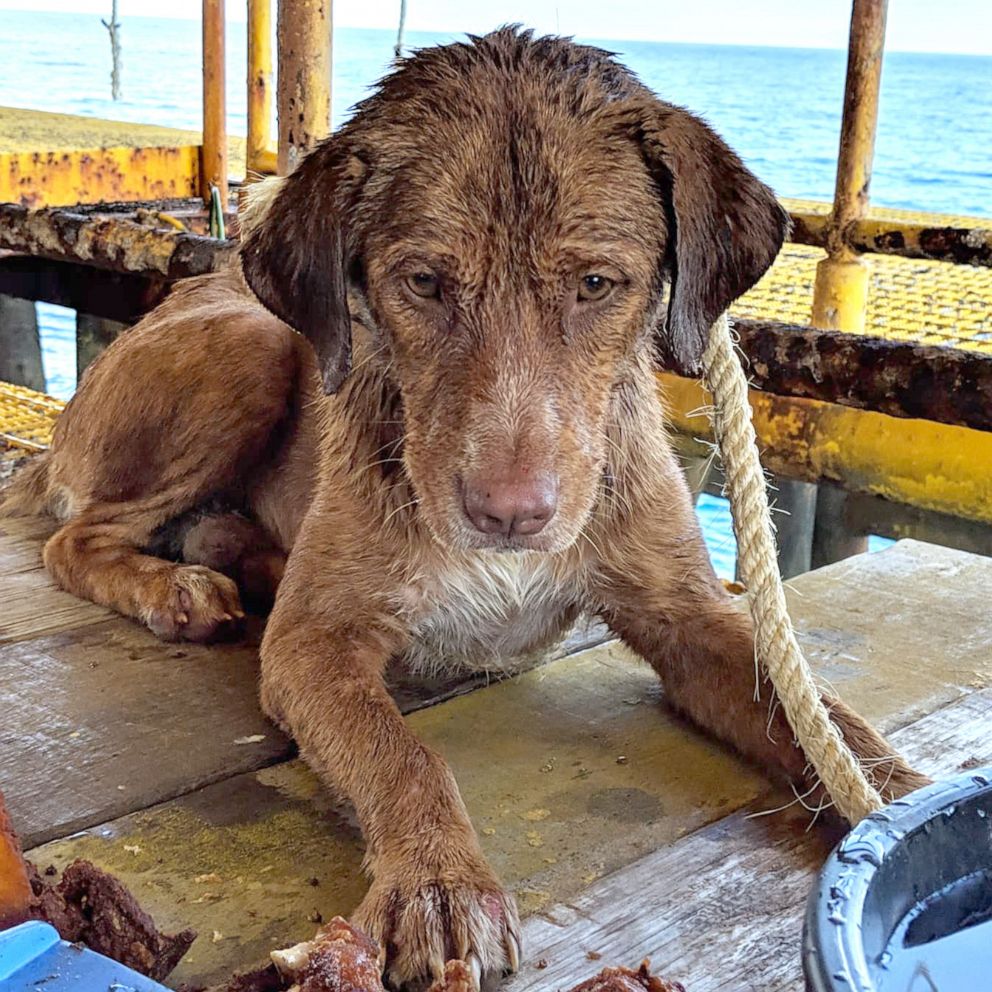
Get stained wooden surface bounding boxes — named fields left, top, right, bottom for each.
left=0, top=516, right=607, bottom=848
left=2, top=516, right=991, bottom=990
left=0, top=515, right=110, bottom=642
left=505, top=690, right=992, bottom=992
left=27, top=644, right=771, bottom=986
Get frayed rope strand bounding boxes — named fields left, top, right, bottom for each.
left=702, top=312, right=883, bottom=824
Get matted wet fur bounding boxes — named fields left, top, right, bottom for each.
left=1, top=28, right=927, bottom=988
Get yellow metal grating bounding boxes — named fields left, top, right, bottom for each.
left=0, top=382, right=64, bottom=460
left=736, top=243, right=992, bottom=354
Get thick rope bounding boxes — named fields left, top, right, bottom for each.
left=702, top=313, right=883, bottom=824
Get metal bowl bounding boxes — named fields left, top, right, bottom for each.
left=803, top=766, right=992, bottom=991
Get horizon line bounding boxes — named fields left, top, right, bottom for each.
left=3, top=8, right=991, bottom=59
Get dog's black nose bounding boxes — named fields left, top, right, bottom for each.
left=462, top=470, right=559, bottom=538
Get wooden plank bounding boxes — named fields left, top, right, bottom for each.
left=0, top=518, right=605, bottom=849
left=505, top=689, right=992, bottom=992
left=25, top=540, right=992, bottom=986
left=0, top=515, right=112, bottom=641
left=26, top=642, right=770, bottom=988
left=1, top=618, right=291, bottom=848
left=784, top=540, right=992, bottom=727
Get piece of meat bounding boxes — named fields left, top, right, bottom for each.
left=179, top=962, right=288, bottom=992
left=426, top=959, right=475, bottom=992
left=28, top=859, right=197, bottom=982
left=568, top=960, right=686, bottom=992
left=271, top=916, right=385, bottom=992
left=0, top=790, right=32, bottom=928
left=204, top=922, right=688, bottom=992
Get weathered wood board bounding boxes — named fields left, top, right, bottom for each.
left=0, top=517, right=607, bottom=847
left=785, top=540, right=992, bottom=726
left=504, top=689, right=992, bottom=992
left=27, top=644, right=771, bottom=986
left=2, top=618, right=289, bottom=847
left=6, top=524, right=992, bottom=989
left=0, top=514, right=111, bottom=642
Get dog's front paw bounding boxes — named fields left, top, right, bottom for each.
left=354, top=852, right=520, bottom=988
left=142, top=564, right=244, bottom=642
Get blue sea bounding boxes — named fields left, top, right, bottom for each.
left=3, top=11, right=990, bottom=575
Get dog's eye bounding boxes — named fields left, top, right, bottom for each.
left=406, top=272, right=441, bottom=299
left=577, top=274, right=614, bottom=302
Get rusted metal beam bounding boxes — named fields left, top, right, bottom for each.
left=0, top=256, right=164, bottom=323
left=811, top=0, right=888, bottom=332
left=277, top=0, right=332, bottom=175
left=202, top=0, right=229, bottom=204
left=727, top=318, right=992, bottom=433
left=247, top=0, right=275, bottom=175
left=790, top=212, right=992, bottom=267
left=0, top=204, right=233, bottom=279
left=661, top=375, right=992, bottom=526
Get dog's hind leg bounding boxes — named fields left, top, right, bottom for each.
left=44, top=501, right=245, bottom=642
left=34, top=273, right=318, bottom=639
left=178, top=511, right=287, bottom=613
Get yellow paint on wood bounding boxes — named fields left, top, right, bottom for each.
left=661, top=373, right=992, bottom=524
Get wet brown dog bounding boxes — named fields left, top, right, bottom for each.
left=3, top=28, right=926, bottom=987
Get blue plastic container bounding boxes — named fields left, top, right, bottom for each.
left=0, top=920, right=171, bottom=992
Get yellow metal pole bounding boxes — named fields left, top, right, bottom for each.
left=247, top=0, right=275, bottom=175
left=201, top=0, right=229, bottom=205
left=277, top=0, right=332, bottom=175
left=811, top=0, right=888, bottom=332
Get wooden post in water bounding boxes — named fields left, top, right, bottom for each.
left=201, top=0, right=228, bottom=205
left=247, top=0, right=276, bottom=175
left=803, top=0, right=888, bottom=567
left=277, top=0, right=332, bottom=175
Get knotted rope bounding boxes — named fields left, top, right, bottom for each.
left=702, top=313, right=883, bottom=824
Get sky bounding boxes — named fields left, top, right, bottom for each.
left=0, top=0, right=991, bottom=56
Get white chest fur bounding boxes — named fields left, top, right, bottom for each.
left=395, top=551, right=585, bottom=677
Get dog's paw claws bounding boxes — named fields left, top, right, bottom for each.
left=144, top=564, right=244, bottom=642
left=505, top=933, right=520, bottom=973
left=355, top=857, right=519, bottom=987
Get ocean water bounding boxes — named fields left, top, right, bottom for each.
left=3, top=12, right=987, bottom=575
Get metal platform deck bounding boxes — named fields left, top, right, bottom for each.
left=1, top=511, right=990, bottom=990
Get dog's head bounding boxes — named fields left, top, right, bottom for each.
left=241, top=27, right=787, bottom=554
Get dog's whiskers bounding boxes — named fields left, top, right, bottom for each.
left=382, top=497, right=420, bottom=528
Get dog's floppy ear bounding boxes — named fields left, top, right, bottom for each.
left=240, top=139, right=367, bottom=394
left=637, top=102, right=789, bottom=375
